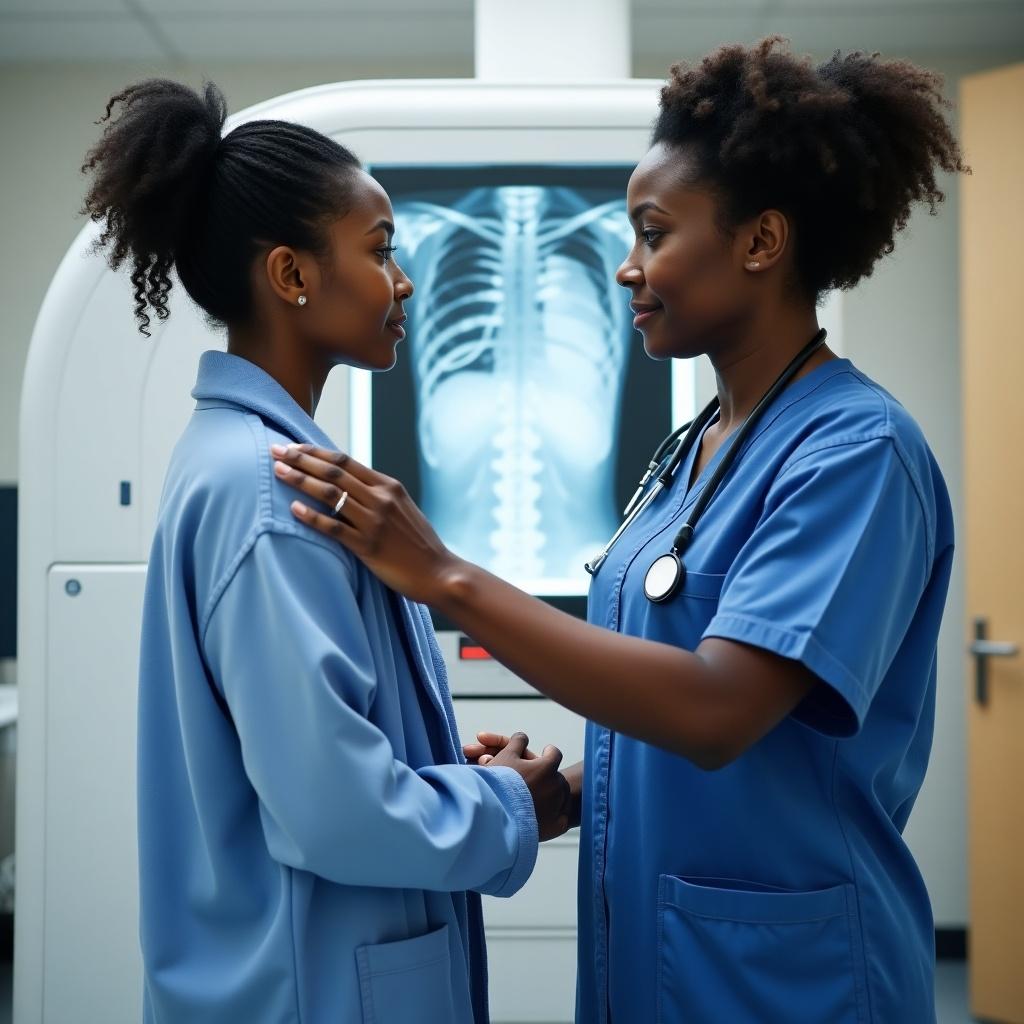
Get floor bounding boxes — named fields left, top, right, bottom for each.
left=1, top=961, right=11, bottom=1024
left=936, top=961, right=980, bottom=1022
left=0, top=959, right=981, bottom=1023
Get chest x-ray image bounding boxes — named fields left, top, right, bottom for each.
left=369, top=166, right=672, bottom=599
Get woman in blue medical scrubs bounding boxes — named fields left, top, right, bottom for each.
left=81, top=80, right=570, bottom=1023
left=274, top=39, right=967, bottom=1022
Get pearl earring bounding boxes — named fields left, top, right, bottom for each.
left=747, top=261, right=760, bottom=269
left=297, top=295, right=307, bottom=306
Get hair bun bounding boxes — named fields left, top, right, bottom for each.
left=653, top=38, right=967, bottom=298
left=81, top=79, right=229, bottom=334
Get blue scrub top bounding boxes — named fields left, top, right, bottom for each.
left=577, top=358, right=954, bottom=1024
left=138, top=352, right=538, bottom=1024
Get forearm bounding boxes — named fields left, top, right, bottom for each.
left=273, top=444, right=812, bottom=766
left=436, top=561, right=741, bottom=767
left=563, top=760, right=584, bottom=829
left=262, top=759, right=538, bottom=893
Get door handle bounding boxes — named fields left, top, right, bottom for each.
left=970, top=617, right=1019, bottom=707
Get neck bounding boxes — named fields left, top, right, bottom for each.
left=708, top=305, right=832, bottom=431
left=227, top=328, right=330, bottom=419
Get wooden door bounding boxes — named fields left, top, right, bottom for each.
left=962, top=62, right=1024, bottom=1023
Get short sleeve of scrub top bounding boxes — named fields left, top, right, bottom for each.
left=705, top=435, right=931, bottom=737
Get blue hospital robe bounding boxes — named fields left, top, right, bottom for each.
left=138, top=351, right=538, bottom=1023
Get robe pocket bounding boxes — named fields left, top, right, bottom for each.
left=356, top=924, right=456, bottom=1024
left=656, top=875, right=870, bottom=1024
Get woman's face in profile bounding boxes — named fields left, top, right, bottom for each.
left=305, top=170, right=414, bottom=372
left=617, top=142, right=754, bottom=361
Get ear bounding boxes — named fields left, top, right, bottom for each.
left=264, top=245, right=320, bottom=307
left=737, top=210, right=790, bottom=274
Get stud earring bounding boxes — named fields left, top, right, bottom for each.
left=746, top=261, right=760, bottom=270
left=297, top=295, right=307, bottom=306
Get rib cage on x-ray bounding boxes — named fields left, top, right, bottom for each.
left=395, top=185, right=634, bottom=590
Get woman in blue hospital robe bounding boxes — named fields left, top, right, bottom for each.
left=80, top=79, right=567, bottom=1024
left=138, top=353, right=540, bottom=1022
left=274, top=41, right=966, bottom=1023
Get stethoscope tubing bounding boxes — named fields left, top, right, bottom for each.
left=586, top=329, right=829, bottom=602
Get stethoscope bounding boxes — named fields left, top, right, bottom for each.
left=584, top=329, right=828, bottom=604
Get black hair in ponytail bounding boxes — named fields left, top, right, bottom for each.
left=81, top=79, right=361, bottom=335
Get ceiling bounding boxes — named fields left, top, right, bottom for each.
left=0, top=0, right=1021, bottom=64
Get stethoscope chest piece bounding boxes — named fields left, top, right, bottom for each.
left=644, top=552, right=685, bottom=603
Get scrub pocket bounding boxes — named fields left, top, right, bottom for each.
left=656, top=875, right=869, bottom=1024
left=356, top=924, right=457, bottom=1024
left=643, top=570, right=727, bottom=643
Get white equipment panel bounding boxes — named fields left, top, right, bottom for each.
left=43, top=565, right=145, bottom=1023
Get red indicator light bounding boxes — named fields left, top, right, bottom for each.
left=459, top=641, right=492, bottom=661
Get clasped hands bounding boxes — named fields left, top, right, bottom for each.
left=463, top=731, right=583, bottom=842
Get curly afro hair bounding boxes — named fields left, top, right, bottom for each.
left=81, top=79, right=361, bottom=335
left=652, top=36, right=969, bottom=300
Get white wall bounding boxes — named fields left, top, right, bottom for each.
left=5, top=50, right=1021, bottom=927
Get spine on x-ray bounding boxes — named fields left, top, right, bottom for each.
left=403, top=187, right=630, bottom=578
